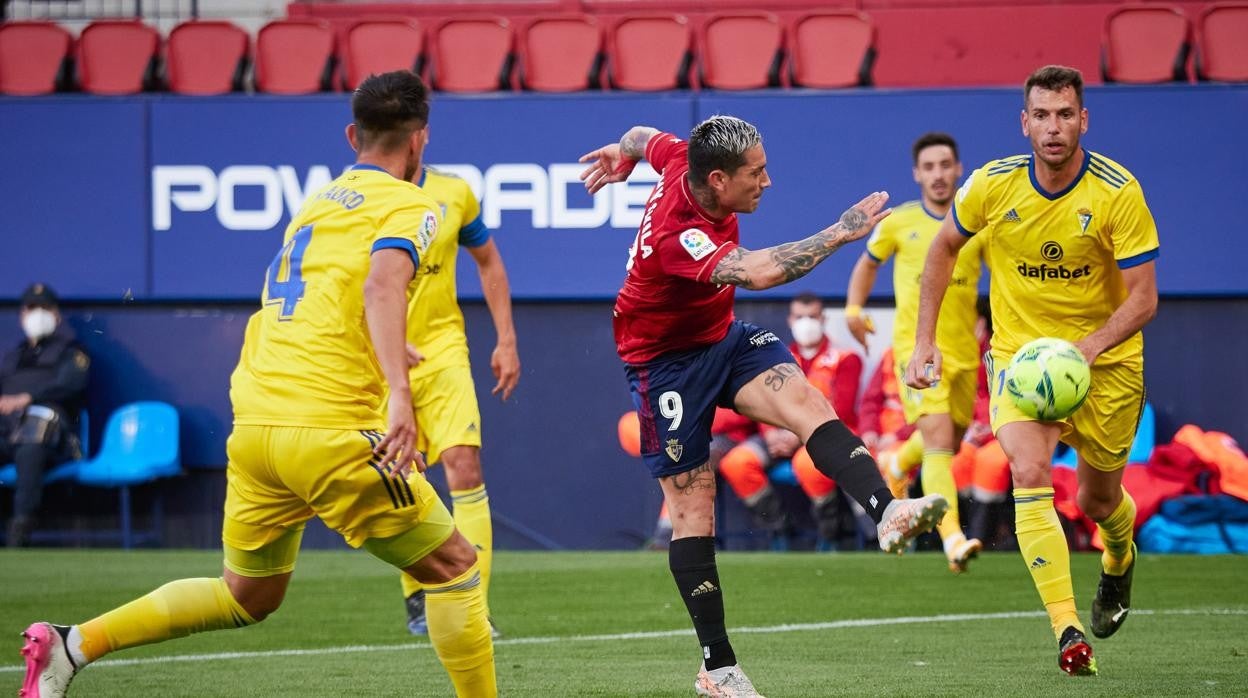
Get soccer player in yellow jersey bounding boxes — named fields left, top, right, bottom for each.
left=907, top=65, right=1159, bottom=677
left=845, top=132, right=985, bottom=573
left=399, top=164, right=519, bottom=637
left=19, top=72, right=497, bottom=698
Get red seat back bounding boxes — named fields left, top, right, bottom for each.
left=77, top=20, right=160, bottom=95
left=1103, top=5, right=1190, bottom=83
left=700, top=13, right=783, bottom=90
left=521, top=16, right=602, bottom=92
left=790, top=11, right=874, bottom=88
left=608, top=15, right=692, bottom=91
left=431, top=18, right=513, bottom=92
left=255, top=19, right=336, bottom=94
left=166, top=21, right=249, bottom=95
left=1199, top=3, right=1248, bottom=81
left=343, top=19, right=424, bottom=91
left=0, top=21, right=72, bottom=95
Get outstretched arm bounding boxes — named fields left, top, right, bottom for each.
left=578, top=126, right=660, bottom=194
left=705, top=192, right=891, bottom=291
left=845, top=253, right=881, bottom=353
left=904, top=218, right=969, bottom=389
left=467, top=238, right=520, bottom=400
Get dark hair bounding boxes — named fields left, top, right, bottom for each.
left=351, top=70, right=430, bottom=151
left=911, top=132, right=959, bottom=165
left=791, top=291, right=823, bottom=308
left=688, top=115, right=761, bottom=184
left=1024, top=65, right=1084, bottom=108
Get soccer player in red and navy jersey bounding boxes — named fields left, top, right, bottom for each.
left=581, top=116, right=949, bottom=696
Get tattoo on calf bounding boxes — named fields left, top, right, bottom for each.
left=763, top=363, right=801, bottom=392
left=669, top=461, right=715, bottom=494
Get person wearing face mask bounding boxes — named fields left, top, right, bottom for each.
left=1, top=283, right=90, bottom=548
left=718, top=292, right=862, bottom=549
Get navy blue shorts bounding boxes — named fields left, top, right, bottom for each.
left=624, top=320, right=796, bottom=478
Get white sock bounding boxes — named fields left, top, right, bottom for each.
left=65, top=625, right=88, bottom=667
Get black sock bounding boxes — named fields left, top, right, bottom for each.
left=669, top=536, right=735, bottom=670
left=805, top=420, right=895, bottom=523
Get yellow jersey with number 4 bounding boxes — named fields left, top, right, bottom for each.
left=952, top=150, right=1158, bottom=366
left=866, top=200, right=983, bottom=371
left=408, top=166, right=491, bottom=377
left=231, top=164, right=441, bottom=429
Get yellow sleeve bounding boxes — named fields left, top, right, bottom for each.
left=1109, top=179, right=1160, bottom=269
left=864, top=221, right=895, bottom=263
left=951, top=167, right=989, bottom=236
left=457, top=180, right=490, bottom=248
left=374, top=195, right=439, bottom=268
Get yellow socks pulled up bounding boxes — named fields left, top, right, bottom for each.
left=920, top=448, right=962, bottom=544
left=402, top=485, right=494, bottom=612
left=78, top=577, right=255, bottom=662
left=426, top=562, right=497, bottom=697
left=1099, top=488, right=1137, bottom=576
left=1014, top=487, right=1081, bottom=639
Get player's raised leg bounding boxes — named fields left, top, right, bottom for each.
left=733, top=364, right=946, bottom=554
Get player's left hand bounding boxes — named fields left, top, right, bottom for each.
left=491, top=341, right=520, bottom=401
left=1072, top=339, right=1100, bottom=366
left=579, top=144, right=638, bottom=194
left=376, top=391, right=426, bottom=478
left=406, top=343, right=425, bottom=367
left=905, top=342, right=942, bottom=389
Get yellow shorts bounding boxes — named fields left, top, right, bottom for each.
left=222, top=425, right=454, bottom=569
left=986, top=350, right=1145, bottom=472
left=895, top=357, right=977, bottom=427
left=411, top=363, right=482, bottom=464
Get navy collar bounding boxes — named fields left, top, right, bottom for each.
left=349, top=163, right=389, bottom=175
left=417, top=167, right=427, bottom=187
left=920, top=201, right=946, bottom=222
left=1028, top=149, right=1090, bottom=201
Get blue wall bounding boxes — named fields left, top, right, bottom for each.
left=2, top=85, right=1247, bottom=301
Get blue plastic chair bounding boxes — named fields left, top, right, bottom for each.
left=0, top=410, right=90, bottom=488
left=1053, top=401, right=1155, bottom=468
left=75, top=402, right=180, bottom=548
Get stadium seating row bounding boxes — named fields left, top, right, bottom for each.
left=0, top=3, right=1244, bottom=95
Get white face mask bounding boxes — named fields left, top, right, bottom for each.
left=790, top=316, right=824, bottom=347
left=21, top=308, right=57, bottom=342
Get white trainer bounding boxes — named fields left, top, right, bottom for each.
left=20, top=623, right=78, bottom=698
left=877, top=494, right=948, bottom=555
left=695, top=663, right=765, bottom=697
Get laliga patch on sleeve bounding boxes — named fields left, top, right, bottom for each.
left=417, top=210, right=438, bottom=251
left=679, top=229, right=717, bottom=260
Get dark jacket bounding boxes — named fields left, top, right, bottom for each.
left=0, top=322, right=90, bottom=428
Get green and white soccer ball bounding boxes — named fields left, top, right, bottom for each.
left=1005, top=337, right=1091, bottom=420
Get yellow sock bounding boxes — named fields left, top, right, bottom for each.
left=896, top=432, right=925, bottom=476
left=1099, top=488, right=1137, bottom=576
left=425, top=562, right=497, bottom=697
left=78, top=577, right=255, bottom=662
left=451, top=486, right=493, bottom=612
left=920, top=449, right=962, bottom=543
left=1014, top=487, right=1081, bottom=639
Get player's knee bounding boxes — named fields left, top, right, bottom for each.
left=1076, top=488, right=1119, bottom=521
left=442, top=447, right=483, bottom=489
left=1007, top=457, right=1051, bottom=489
left=225, top=575, right=286, bottom=622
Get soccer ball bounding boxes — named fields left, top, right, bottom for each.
left=1005, top=338, right=1091, bottom=420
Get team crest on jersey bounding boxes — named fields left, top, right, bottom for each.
left=418, top=211, right=438, bottom=250
left=438, top=203, right=448, bottom=219
left=1077, top=208, right=1093, bottom=234
left=665, top=438, right=683, bottom=462
left=679, top=229, right=717, bottom=260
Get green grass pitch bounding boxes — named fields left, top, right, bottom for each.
left=2, top=550, right=1246, bottom=696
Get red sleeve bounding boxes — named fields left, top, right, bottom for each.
left=832, top=353, right=863, bottom=433
left=645, top=132, right=686, bottom=174
left=858, top=358, right=886, bottom=435
left=655, top=228, right=738, bottom=283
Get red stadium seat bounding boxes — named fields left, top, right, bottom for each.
left=166, top=21, right=249, bottom=95
left=1197, top=3, right=1248, bottom=82
left=607, top=14, right=692, bottom=91
left=700, top=13, right=784, bottom=90
left=520, top=16, right=602, bottom=92
left=77, top=20, right=161, bottom=95
left=343, top=19, right=424, bottom=91
left=1103, top=5, right=1190, bottom=83
left=255, top=19, right=336, bottom=94
left=789, top=11, right=874, bottom=88
left=0, top=21, right=72, bottom=95
left=430, top=18, right=514, bottom=92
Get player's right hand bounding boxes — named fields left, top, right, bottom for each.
left=838, top=191, right=892, bottom=242
left=905, top=342, right=942, bottom=390
left=846, top=313, right=875, bottom=354
left=578, top=144, right=638, bottom=194
left=375, top=392, right=425, bottom=479
left=406, top=343, right=425, bottom=368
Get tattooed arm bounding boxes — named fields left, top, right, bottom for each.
left=708, top=192, right=892, bottom=290
left=579, top=126, right=660, bottom=194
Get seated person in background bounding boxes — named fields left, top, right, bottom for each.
left=1, top=283, right=90, bottom=547
left=719, top=293, right=862, bottom=545
left=620, top=407, right=757, bottom=549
